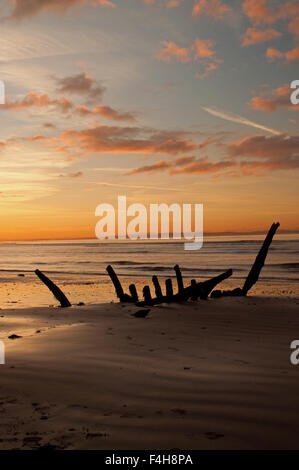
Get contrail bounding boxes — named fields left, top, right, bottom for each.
left=202, top=106, right=281, bottom=135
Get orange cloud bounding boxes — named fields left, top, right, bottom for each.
left=266, top=47, right=284, bottom=60
left=157, top=38, right=221, bottom=78
left=280, top=1, right=299, bottom=19
left=47, top=125, right=199, bottom=157
left=266, top=46, right=299, bottom=62
left=242, top=0, right=299, bottom=43
left=129, top=160, right=172, bottom=174
left=129, top=155, right=198, bottom=174
left=241, top=27, right=282, bottom=46
left=248, top=84, right=298, bottom=112
left=192, top=39, right=215, bottom=59
left=242, top=0, right=277, bottom=24
left=228, top=134, right=299, bottom=172
left=128, top=133, right=299, bottom=176
left=167, top=0, right=180, bottom=6
left=157, top=41, right=191, bottom=63
left=289, top=16, right=299, bottom=40
left=4, top=91, right=137, bottom=123
left=3, top=0, right=115, bottom=21
left=285, top=46, right=299, bottom=61
left=192, top=0, right=231, bottom=18
left=170, top=158, right=234, bottom=175
left=4, top=92, right=73, bottom=113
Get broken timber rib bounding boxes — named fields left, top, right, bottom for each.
left=35, top=269, right=71, bottom=308
left=174, top=265, right=184, bottom=294
left=129, top=284, right=139, bottom=302
left=210, top=222, right=280, bottom=298
left=106, top=265, right=134, bottom=302
left=165, top=279, right=173, bottom=297
left=152, top=275, right=163, bottom=298
left=143, top=286, right=152, bottom=305
left=187, top=269, right=233, bottom=300
left=242, top=222, right=280, bottom=295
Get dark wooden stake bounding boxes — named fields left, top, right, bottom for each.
left=174, top=265, right=184, bottom=294
left=129, top=284, right=139, bottom=302
left=242, top=222, right=280, bottom=295
left=35, top=269, right=71, bottom=308
left=106, top=265, right=133, bottom=302
left=143, top=286, right=152, bottom=304
left=106, top=265, right=124, bottom=300
left=165, top=279, right=173, bottom=296
left=152, top=275, right=163, bottom=298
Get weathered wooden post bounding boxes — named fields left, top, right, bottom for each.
left=129, top=284, right=139, bottom=302
left=174, top=265, right=184, bottom=294
left=242, top=222, right=280, bottom=295
left=106, top=265, right=125, bottom=301
left=143, top=286, right=152, bottom=305
left=35, top=269, right=71, bottom=308
left=152, top=275, right=163, bottom=298
left=165, top=279, right=173, bottom=297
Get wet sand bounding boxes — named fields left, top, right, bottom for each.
left=0, top=296, right=299, bottom=450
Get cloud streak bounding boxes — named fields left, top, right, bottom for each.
left=128, top=134, right=299, bottom=177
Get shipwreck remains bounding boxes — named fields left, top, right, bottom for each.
left=107, top=222, right=280, bottom=306
left=106, top=263, right=233, bottom=306
left=32, top=222, right=279, bottom=308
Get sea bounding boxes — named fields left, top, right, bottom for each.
left=0, top=234, right=298, bottom=309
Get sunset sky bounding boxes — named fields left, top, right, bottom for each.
left=0, top=0, right=298, bottom=240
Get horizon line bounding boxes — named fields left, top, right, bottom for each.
left=1, top=228, right=299, bottom=243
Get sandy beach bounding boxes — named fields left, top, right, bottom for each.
left=0, top=296, right=298, bottom=450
